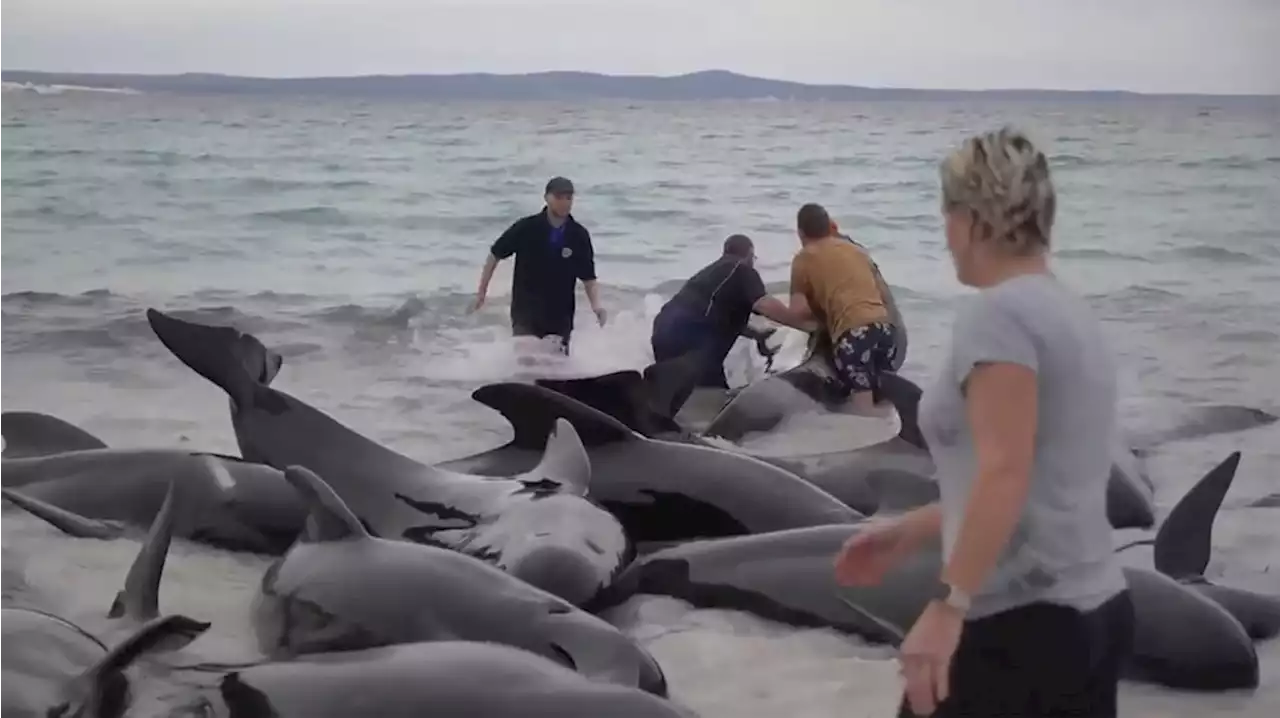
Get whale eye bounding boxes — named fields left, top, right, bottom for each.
left=548, top=643, right=577, bottom=669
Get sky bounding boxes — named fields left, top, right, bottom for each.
left=3, top=0, right=1278, bottom=94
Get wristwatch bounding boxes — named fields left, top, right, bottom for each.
left=931, top=581, right=972, bottom=615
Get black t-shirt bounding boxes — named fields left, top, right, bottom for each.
left=666, top=254, right=768, bottom=340
left=490, top=208, right=596, bottom=332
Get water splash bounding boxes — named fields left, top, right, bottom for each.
left=418, top=294, right=667, bottom=383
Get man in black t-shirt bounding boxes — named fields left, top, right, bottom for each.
left=470, top=177, right=607, bottom=354
left=651, top=234, right=816, bottom=392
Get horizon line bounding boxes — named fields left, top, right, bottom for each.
left=3, top=68, right=1275, bottom=99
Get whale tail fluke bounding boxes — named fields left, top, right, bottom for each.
left=145, top=308, right=284, bottom=409
left=533, top=352, right=715, bottom=436
left=472, top=382, right=637, bottom=450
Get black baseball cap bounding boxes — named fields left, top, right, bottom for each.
left=545, top=176, right=575, bottom=195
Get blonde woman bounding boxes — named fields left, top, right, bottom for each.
left=834, top=127, right=1133, bottom=717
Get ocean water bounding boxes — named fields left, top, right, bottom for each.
left=3, top=88, right=1280, bottom=717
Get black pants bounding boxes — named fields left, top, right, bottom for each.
left=898, top=591, right=1134, bottom=718
left=512, top=319, right=571, bottom=355
left=650, top=304, right=732, bottom=389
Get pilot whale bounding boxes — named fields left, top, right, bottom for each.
left=589, top=453, right=1262, bottom=692
left=438, top=380, right=863, bottom=546
left=3, top=477, right=212, bottom=717
left=2, top=445, right=304, bottom=554
left=178, top=641, right=696, bottom=718
left=536, top=345, right=1158, bottom=529
left=146, top=307, right=629, bottom=607
left=253, top=464, right=669, bottom=697
left=2, top=610, right=210, bottom=718
left=146, top=305, right=858, bottom=553
left=1119, top=451, right=1280, bottom=641
left=536, top=364, right=931, bottom=517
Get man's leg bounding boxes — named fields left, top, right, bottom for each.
left=511, top=318, right=537, bottom=338
left=652, top=308, right=700, bottom=363
left=513, top=318, right=570, bottom=356
left=867, top=322, right=900, bottom=407
left=832, top=325, right=880, bottom=413
left=696, top=353, right=730, bottom=389
left=651, top=326, right=680, bottom=363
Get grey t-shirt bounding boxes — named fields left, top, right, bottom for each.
left=919, top=273, right=1127, bottom=619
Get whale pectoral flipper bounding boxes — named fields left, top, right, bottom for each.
left=1, top=488, right=128, bottom=539
left=282, top=465, right=372, bottom=543
left=108, top=478, right=180, bottom=622
left=56, top=614, right=211, bottom=718
left=472, top=382, right=638, bottom=450
left=1153, top=451, right=1242, bottom=580
left=522, top=418, right=592, bottom=496
left=1, top=410, right=109, bottom=458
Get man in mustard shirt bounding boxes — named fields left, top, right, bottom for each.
left=788, top=203, right=899, bottom=413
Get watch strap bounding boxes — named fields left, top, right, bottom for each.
left=936, top=581, right=971, bottom=614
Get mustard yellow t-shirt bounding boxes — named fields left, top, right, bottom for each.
left=789, top=237, right=888, bottom=339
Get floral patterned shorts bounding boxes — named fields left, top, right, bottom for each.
left=832, top=321, right=898, bottom=394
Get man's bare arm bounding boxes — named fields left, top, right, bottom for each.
left=754, top=295, right=819, bottom=332
left=469, top=253, right=500, bottom=312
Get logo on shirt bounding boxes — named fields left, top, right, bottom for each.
left=561, top=247, right=573, bottom=259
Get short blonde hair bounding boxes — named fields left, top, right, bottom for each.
left=940, top=126, right=1056, bottom=253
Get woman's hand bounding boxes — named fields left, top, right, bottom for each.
left=833, top=511, right=934, bottom=586
left=899, top=600, right=965, bottom=716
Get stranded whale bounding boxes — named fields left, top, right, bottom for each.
left=147, top=307, right=629, bottom=607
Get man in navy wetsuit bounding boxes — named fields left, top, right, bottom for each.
left=470, top=177, right=606, bottom=354
left=651, top=234, right=815, bottom=400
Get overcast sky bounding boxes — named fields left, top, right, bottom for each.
left=4, top=0, right=1277, bottom=94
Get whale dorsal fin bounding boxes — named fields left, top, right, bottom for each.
left=108, top=478, right=180, bottom=622
left=1154, top=451, right=1242, bottom=579
left=56, top=614, right=210, bottom=718
left=0, top=489, right=128, bottom=539
left=1, top=411, right=108, bottom=458
left=283, top=465, right=372, bottom=542
left=472, top=382, right=638, bottom=450
left=522, top=418, right=591, bottom=496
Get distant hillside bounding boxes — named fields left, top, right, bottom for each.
left=0, top=69, right=1266, bottom=102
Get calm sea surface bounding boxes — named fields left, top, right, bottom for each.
left=3, top=88, right=1279, bottom=716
